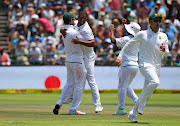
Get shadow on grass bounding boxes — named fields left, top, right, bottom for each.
left=113, top=122, right=150, bottom=125
left=39, top=113, right=70, bottom=115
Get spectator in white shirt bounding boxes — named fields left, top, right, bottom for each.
left=29, top=42, right=42, bottom=65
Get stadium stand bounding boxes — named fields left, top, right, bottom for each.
left=1, top=0, right=180, bottom=66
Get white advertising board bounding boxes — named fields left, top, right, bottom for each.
left=0, top=66, right=179, bottom=89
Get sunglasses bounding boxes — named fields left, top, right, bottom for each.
left=153, top=20, right=161, bottom=23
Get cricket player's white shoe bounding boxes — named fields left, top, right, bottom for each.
left=53, top=104, right=61, bottom=115
left=112, top=109, right=127, bottom=115
left=128, top=114, right=138, bottom=123
left=69, top=110, right=86, bottom=115
left=95, top=106, right=103, bottom=113
left=136, top=102, right=143, bottom=115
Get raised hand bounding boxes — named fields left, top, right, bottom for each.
left=109, top=24, right=115, bottom=33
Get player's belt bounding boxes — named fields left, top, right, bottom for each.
left=65, top=61, right=82, bottom=64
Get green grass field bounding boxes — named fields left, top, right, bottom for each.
left=0, top=93, right=180, bottom=126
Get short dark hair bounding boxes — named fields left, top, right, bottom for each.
left=79, top=11, right=88, bottom=18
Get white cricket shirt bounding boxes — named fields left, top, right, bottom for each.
left=75, top=21, right=96, bottom=61
left=116, top=35, right=139, bottom=64
left=62, top=25, right=84, bottom=63
left=118, top=27, right=169, bottom=66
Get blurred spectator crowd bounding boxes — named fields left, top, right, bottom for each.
left=1, top=0, right=179, bottom=66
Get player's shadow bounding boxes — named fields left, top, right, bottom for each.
left=114, top=122, right=150, bottom=124
left=39, top=114, right=74, bottom=115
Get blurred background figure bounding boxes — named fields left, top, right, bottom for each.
left=15, top=42, right=29, bottom=66
left=29, top=42, right=42, bottom=65
left=163, top=19, right=178, bottom=51
left=0, top=47, right=11, bottom=66
left=44, top=40, right=57, bottom=65
left=7, top=25, right=18, bottom=58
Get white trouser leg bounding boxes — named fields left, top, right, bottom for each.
left=131, top=65, right=160, bottom=116
left=56, top=63, right=75, bottom=106
left=117, top=65, right=138, bottom=109
left=85, top=58, right=101, bottom=107
left=69, top=62, right=87, bottom=111
left=139, top=65, right=160, bottom=106
left=63, top=84, right=75, bottom=104
left=127, top=70, right=138, bottom=103
left=127, top=86, right=138, bottom=103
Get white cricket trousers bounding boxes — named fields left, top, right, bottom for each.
left=85, top=57, right=101, bottom=107
left=130, top=63, right=160, bottom=116
left=56, top=62, right=87, bottom=111
left=117, top=64, right=138, bottom=110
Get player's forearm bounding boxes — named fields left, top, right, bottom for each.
left=110, top=32, right=116, bottom=44
left=78, top=39, right=96, bottom=47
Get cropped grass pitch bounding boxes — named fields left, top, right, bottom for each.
left=0, top=93, right=180, bottom=126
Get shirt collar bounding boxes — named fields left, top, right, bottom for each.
left=148, top=26, right=160, bottom=34
left=78, top=21, right=87, bottom=29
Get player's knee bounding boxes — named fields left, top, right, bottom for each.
left=150, top=79, right=160, bottom=87
left=83, top=69, right=87, bottom=75
left=118, top=88, right=126, bottom=92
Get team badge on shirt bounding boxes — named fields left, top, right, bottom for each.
left=78, top=28, right=80, bottom=31
left=159, top=36, right=162, bottom=39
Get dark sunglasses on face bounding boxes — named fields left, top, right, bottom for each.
left=153, top=20, right=161, bottom=23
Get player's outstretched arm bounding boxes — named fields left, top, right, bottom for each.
left=109, top=24, right=116, bottom=44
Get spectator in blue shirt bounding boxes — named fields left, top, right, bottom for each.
left=29, top=31, right=42, bottom=43
left=163, top=19, right=178, bottom=50
left=163, top=19, right=178, bottom=42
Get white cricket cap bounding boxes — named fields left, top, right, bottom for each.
left=30, top=42, right=36, bottom=47
left=48, top=40, right=53, bottom=44
left=98, top=21, right=103, bottom=26
left=124, top=22, right=141, bottom=36
left=31, top=14, right=39, bottom=20
left=165, top=19, right=171, bottom=24
left=67, top=0, right=73, bottom=4
left=140, top=0, right=145, bottom=2
left=156, top=0, right=161, bottom=4
left=105, top=38, right=111, bottom=43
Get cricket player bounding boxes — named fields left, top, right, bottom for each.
left=109, top=21, right=141, bottom=115
left=72, top=11, right=103, bottom=113
left=53, top=13, right=87, bottom=115
left=117, top=14, right=169, bottom=123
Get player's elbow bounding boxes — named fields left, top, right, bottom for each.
left=92, top=41, right=96, bottom=47
left=90, top=39, right=96, bottom=47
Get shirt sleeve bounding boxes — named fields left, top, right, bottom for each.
left=172, top=26, right=178, bottom=33
left=161, top=35, right=169, bottom=57
left=116, top=36, right=130, bottom=47
left=117, top=32, right=142, bottom=59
